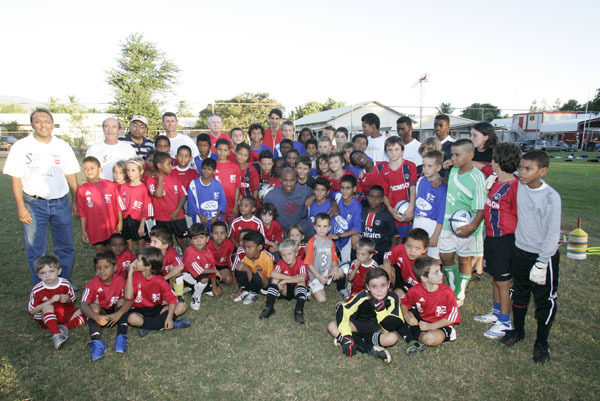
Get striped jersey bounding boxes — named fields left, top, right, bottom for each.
left=443, top=166, right=486, bottom=236
left=484, top=177, right=518, bottom=237
left=28, top=278, right=76, bottom=321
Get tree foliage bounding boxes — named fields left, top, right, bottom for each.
left=555, top=99, right=583, bottom=112
left=583, top=88, right=600, bottom=112
left=107, top=33, right=180, bottom=132
left=195, top=92, right=281, bottom=130
left=0, top=104, right=26, bottom=113
left=177, top=100, right=195, bottom=117
left=460, top=103, right=501, bottom=122
left=294, top=98, right=346, bottom=119
left=436, top=102, right=455, bottom=115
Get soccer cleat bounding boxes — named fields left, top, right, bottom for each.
left=173, top=319, right=191, bottom=329
left=483, top=321, right=512, bottom=339
left=243, top=292, right=259, bottom=305
left=474, top=312, right=498, bottom=324
left=533, top=343, right=550, bottom=364
left=52, top=333, right=68, bottom=350
left=88, top=339, right=107, bottom=361
left=58, top=324, right=69, bottom=337
left=137, top=328, right=150, bottom=338
left=406, top=340, right=426, bottom=355
left=260, top=288, right=269, bottom=296
left=190, top=296, right=201, bottom=311
left=448, top=326, right=457, bottom=342
left=233, top=290, right=250, bottom=303
left=259, top=305, right=275, bottom=320
left=294, top=310, right=305, bottom=325
left=338, top=289, right=350, bottom=299
left=500, top=330, right=524, bottom=346
left=204, top=291, right=214, bottom=297
left=369, top=346, right=392, bottom=364
left=114, top=335, right=127, bottom=353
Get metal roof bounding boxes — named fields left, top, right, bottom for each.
left=540, top=114, right=599, bottom=133
left=413, top=115, right=479, bottom=130
left=293, top=100, right=402, bottom=126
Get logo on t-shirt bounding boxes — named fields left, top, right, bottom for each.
left=284, top=200, right=299, bottom=216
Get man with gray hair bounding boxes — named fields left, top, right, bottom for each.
left=207, top=113, right=232, bottom=152
left=85, top=116, right=136, bottom=180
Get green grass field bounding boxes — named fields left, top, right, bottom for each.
left=0, top=155, right=599, bottom=401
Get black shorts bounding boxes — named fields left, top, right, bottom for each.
left=412, top=309, right=457, bottom=343
left=131, top=305, right=165, bottom=318
left=350, top=318, right=381, bottom=337
left=216, top=265, right=230, bottom=272
left=184, top=273, right=216, bottom=291
left=155, top=218, right=188, bottom=239
left=484, top=234, right=514, bottom=282
left=92, top=238, right=110, bottom=247
left=392, top=264, right=411, bottom=293
left=122, top=216, right=149, bottom=241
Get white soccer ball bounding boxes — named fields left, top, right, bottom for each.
left=394, top=200, right=409, bottom=216
left=449, top=210, right=473, bottom=235
left=259, top=184, right=275, bottom=200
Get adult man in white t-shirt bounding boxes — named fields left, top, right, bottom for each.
left=162, top=111, right=199, bottom=159
left=397, top=116, right=422, bottom=172
left=3, top=108, right=80, bottom=284
left=86, top=117, right=137, bottom=180
left=361, top=113, right=389, bottom=163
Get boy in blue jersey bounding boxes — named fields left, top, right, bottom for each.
left=331, top=174, right=362, bottom=267
left=193, top=134, right=218, bottom=173
left=187, top=158, right=226, bottom=227
left=308, top=177, right=333, bottom=224
left=413, top=150, right=447, bottom=260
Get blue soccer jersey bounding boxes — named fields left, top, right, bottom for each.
left=415, top=176, right=447, bottom=225
left=187, top=177, right=227, bottom=223
left=332, top=195, right=363, bottom=248
left=308, top=199, right=332, bottom=224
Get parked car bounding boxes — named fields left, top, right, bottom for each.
left=0, top=135, right=18, bottom=151
left=520, top=139, right=564, bottom=152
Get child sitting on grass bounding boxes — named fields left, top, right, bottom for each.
left=327, top=268, right=405, bottom=364
left=233, top=230, right=274, bottom=305
left=383, top=228, right=429, bottom=297
left=28, top=255, right=86, bottom=350
left=206, top=221, right=236, bottom=285
left=109, top=233, right=136, bottom=279
left=259, top=239, right=308, bottom=325
left=80, top=252, right=132, bottom=361
left=348, top=238, right=378, bottom=297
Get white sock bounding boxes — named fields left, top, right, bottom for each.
left=193, top=282, right=207, bottom=299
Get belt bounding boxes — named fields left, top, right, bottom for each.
left=25, top=193, right=65, bottom=201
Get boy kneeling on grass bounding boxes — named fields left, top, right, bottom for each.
left=399, top=256, right=460, bottom=355
left=327, top=268, right=406, bottom=364
left=233, top=230, right=274, bottom=305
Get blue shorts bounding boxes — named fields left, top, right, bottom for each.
left=395, top=224, right=413, bottom=239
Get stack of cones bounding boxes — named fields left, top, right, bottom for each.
left=567, top=218, right=588, bottom=260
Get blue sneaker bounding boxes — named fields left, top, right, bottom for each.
left=173, top=319, right=191, bottom=329
left=137, top=328, right=150, bottom=338
left=88, top=340, right=107, bottom=361
left=114, top=334, right=128, bottom=353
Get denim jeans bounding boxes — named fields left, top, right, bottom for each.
left=23, top=194, right=75, bottom=285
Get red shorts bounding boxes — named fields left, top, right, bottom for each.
left=36, top=306, right=80, bottom=328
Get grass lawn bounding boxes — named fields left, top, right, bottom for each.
left=0, top=154, right=599, bottom=401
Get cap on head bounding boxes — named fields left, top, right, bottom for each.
left=131, top=115, right=148, bottom=126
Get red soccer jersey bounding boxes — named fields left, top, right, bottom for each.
left=380, top=160, right=417, bottom=226
left=77, top=180, right=125, bottom=244
left=360, top=163, right=388, bottom=196
left=173, top=165, right=200, bottom=190
left=163, top=247, right=182, bottom=276
left=116, top=250, right=136, bottom=279
left=82, top=275, right=126, bottom=310
left=384, top=244, right=419, bottom=288
left=146, top=173, right=187, bottom=221
left=401, top=283, right=460, bottom=324
left=240, top=165, right=260, bottom=198
left=265, top=176, right=281, bottom=188
left=263, top=220, right=284, bottom=251
left=183, top=246, right=216, bottom=278
left=297, top=243, right=306, bottom=261
left=350, top=259, right=378, bottom=296
left=28, top=278, right=76, bottom=321
left=131, top=272, right=177, bottom=308
left=214, top=161, right=242, bottom=214
left=230, top=216, right=265, bottom=243
left=120, top=182, right=153, bottom=221
left=262, top=127, right=284, bottom=151
left=484, top=178, right=519, bottom=238
left=274, top=257, right=307, bottom=277
left=207, top=238, right=236, bottom=267
left=329, top=170, right=363, bottom=194
left=209, top=133, right=233, bottom=153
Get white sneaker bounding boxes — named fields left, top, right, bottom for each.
left=484, top=321, right=512, bottom=339
left=474, top=312, right=498, bottom=324
left=243, top=292, right=259, bottom=305
left=204, top=291, right=214, bottom=297
left=448, top=326, right=457, bottom=342
left=233, top=290, right=250, bottom=303
left=190, top=296, right=201, bottom=310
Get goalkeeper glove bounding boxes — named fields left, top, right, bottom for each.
left=529, top=261, right=548, bottom=285
left=371, top=297, right=391, bottom=312
left=341, top=335, right=355, bottom=357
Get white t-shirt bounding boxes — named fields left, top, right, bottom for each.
left=85, top=140, right=137, bottom=180
left=168, top=134, right=199, bottom=159
left=403, top=138, right=423, bottom=167
left=365, top=134, right=389, bottom=163
left=3, top=134, right=80, bottom=199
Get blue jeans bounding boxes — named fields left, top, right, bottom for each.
left=23, top=194, right=75, bottom=285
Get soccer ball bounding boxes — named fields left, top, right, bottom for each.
left=259, top=184, right=275, bottom=200
left=449, top=210, right=473, bottom=235
left=394, top=200, right=409, bottom=216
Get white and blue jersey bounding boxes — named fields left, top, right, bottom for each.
left=192, top=153, right=218, bottom=173
left=332, top=194, right=363, bottom=249
left=187, top=177, right=227, bottom=223
left=308, top=199, right=333, bottom=224
left=414, top=176, right=447, bottom=225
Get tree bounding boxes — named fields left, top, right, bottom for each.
left=177, top=100, right=194, bottom=117
left=195, top=92, right=281, bottom=130
left=107, top=33, right=180, bottom=133
left=556, top=99, right=584, bottom=112
left=0, top=104, right=26, bottom=113
left=460, top=103, right=501, bottom=122
left=294, top=98, right=346, bottom=119
left=436, top=102, right=455, bottom=115
left=583, top=88, right=600, bottom=112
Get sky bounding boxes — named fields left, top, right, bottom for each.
left=2, top=0, right=599, bottom=117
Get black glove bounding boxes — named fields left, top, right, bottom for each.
left=371, top=297, right=391, bottom=312
left=341, top=335, right=355, bottom=357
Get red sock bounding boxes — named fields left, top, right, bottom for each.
left=65, top=315, right=86, bottom=329
left=43, top=313, right=60, bottom=335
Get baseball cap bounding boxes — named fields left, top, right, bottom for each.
left=131, top=115, right=148, bottom=126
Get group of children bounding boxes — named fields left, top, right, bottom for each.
left=29, top=113, right=561, bottom=365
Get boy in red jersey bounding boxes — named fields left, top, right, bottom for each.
left=183, top=223, right=222, bottom=310
left=259, top=239, right=308, bottom=324
left=400, top=256, right=460, bottom=354
left=173, top=145, right=199, bottom=190
left=236, top=142, right=260, bottom=199
left=78, top=156, right=124, bottom=251
left=146, top=152, right=188, bottom=251
left=109, top=234, right=136, bottom=279
left=350, top=150, right=387, bottom=197
left=380, top=137, right=417, bottom=242
left=230, top=196, right=265, bottom=248
left=383, top=228, right=429, bottom=297
left=348, top=238, right=378, bottom=297
left=125, top=247, right=190, bottom=338
left=149, top=228, right=185, bottom=301
left=206, top=221, right=236, bottom=285
left=28, top=255, right=86, bottom=350
left=258, top=202, right=283, bottom=254
left=214, top=138, right=242, bottom=224
left=474, top=143, right=521, bottom=339
left=263, top=108, right=284, bottom=151
left=80, top=252, right=132, bottom=361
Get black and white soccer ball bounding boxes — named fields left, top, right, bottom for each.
left=259, top=184, right=275, bottom=200
left=394, top=200, right=409, bottom=216
left=449, top=210, right=473, bottom=235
